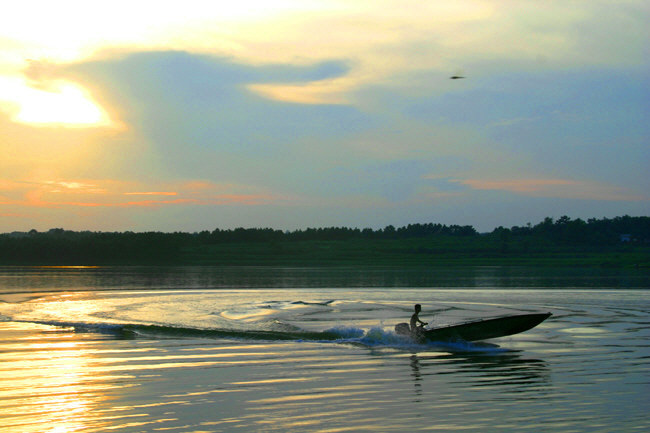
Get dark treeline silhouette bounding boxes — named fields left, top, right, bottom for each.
left=0, top=216, right=647, bottom=265
left=1, top=229, right=183, bottom=264
left=206, top=222, right=478, bottom=242
left=493, top=215, right=650, bottom=245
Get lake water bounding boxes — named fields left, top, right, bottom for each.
left=0, top=266, right=648, bottom=432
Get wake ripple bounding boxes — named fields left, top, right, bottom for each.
left=12, top=319, right=507, bottom=353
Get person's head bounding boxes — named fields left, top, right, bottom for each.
left=414, top=304, right=421, bottom=313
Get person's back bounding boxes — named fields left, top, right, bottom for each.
left=410, top=312, right=419, bottom=331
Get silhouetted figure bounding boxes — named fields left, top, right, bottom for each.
left=394, top=304, right=430, bottom=341
left=410, top=304, right=428, bottom=334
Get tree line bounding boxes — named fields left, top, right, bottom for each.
left=0, top=216, right=647, bottom=265
left=492, top=215, right=649, bottom=245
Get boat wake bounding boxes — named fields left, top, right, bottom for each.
left=11, top=318, right=506, bottom=352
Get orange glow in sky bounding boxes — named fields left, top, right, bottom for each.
left=0, top=1, right=647, bottom=232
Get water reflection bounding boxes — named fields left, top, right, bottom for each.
left=409, top=355, right=422, bottom=399
left=1, top=265, right=647, bottom=294
left=0, top=323, right=113, bottom=432
left=408, top=348, right=550, bottom=400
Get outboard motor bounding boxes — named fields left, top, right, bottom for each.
left=395, top=323, right=411, bottom=336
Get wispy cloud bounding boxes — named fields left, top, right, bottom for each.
left=460, top=179, right=578, bottom=193
left=489, top=116, right=540, bottom=127
left=0, top=178, right=290, bottom=210
left=44, top=181, right=107, bottom=194
left=456, top=178, right=648, bottom=201
left=124, top=192, right=178, bottom=196
left=65, top=198, right=199, bottom=208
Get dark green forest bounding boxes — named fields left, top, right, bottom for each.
left=1, top=216, right=648, bottom=267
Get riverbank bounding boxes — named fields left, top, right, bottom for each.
left=178, top=238, right=650, bottom=268
left=1, top=236, right=648, bottom=268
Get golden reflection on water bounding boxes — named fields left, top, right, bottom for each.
left=0, top=323, right=115, bottom=433
left=0, top=322, right=160, bottom=433
left=1, top=322, right=340, bottom=432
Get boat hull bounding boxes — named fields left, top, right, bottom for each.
left=396, top=312, right=552, bottom=342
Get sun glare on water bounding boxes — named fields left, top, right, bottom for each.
left=0, top=78, right=112, bottom=127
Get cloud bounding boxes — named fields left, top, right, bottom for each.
left=45, top=181, right=107, bottom=194
left=460, top=178, right=578, bottom=193
left=4, top=1, right=647, bottom=108
left=456, top=178, right=648, bottom=201
left=58, top=198, right=200, bottom=208
left=489, top=116, right=541, bottom=127
left=0, top=177, right=291, bottom=210
left=124, top=192, right=178, bottom=196
left=59, top=51, right=373, bottom=185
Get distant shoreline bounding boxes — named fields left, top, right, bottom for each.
left=1, top=216, right=648, bottom=268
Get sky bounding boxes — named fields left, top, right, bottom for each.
left=0, top=1, right=648, bottom=233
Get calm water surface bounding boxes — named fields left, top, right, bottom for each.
left=0, top=266, right=648, bottom=432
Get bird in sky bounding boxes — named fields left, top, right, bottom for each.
left=450, top=68, right=465, bottom=79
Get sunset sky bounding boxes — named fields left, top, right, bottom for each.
left=1, top=1, right=648, bottom=232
